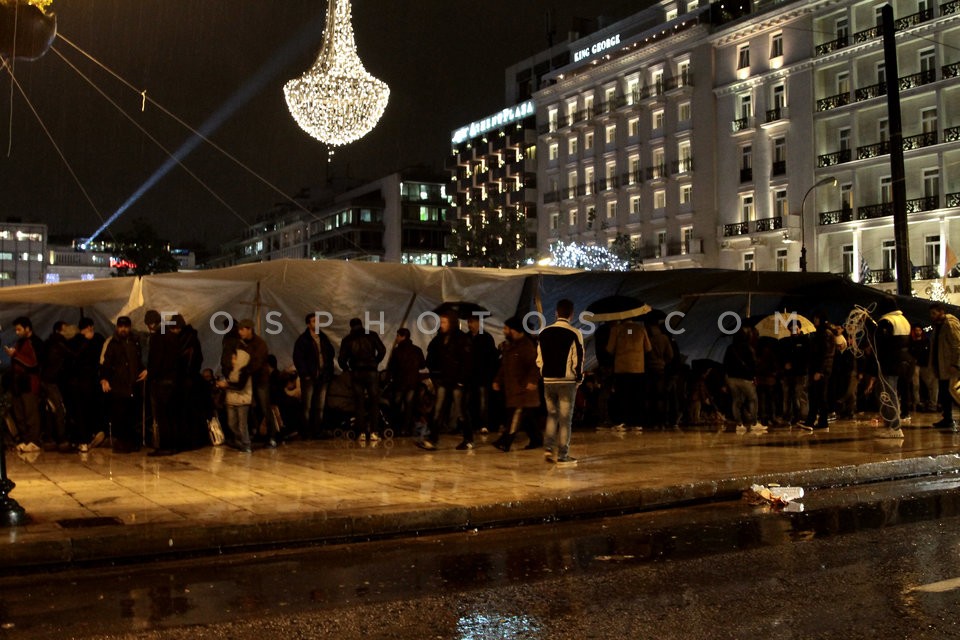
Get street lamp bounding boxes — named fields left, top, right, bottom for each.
left=800, top=176, right=838, bottom=272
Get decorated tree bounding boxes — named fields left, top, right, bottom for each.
left=112, top=219, right=179, bottom=277
left=547, top=241, right=629, bottom=271
left=448, top=203, right=528, bottom=268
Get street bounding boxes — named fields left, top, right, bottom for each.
left=1, top=476, right=959, bottom=639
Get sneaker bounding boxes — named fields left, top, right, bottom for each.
left=17, top=442, right=41, bottom=453
left=875, top=428, right=905, bottom=439
left=612, top=423, right=627, bottom=432
left=368, top=433, right=379, bottom=442
left=555, top=457, right=578, bottom=467
left=543, top=449, right=554, bottom=458
left=750, top=423, right=768, bottom=433
left=937, top=421, right=958, bottom=433
left=480, top=427, right=489, bottom=434
left=78, top=443, right=89, bottom=453
left=798, top=422, right=815, bottom=431
left=455, top=440, right=473, bottom=450
left=735, top=424, right=747, bottom=434
left=415, top=440, right=436, bottom=450
left=630, top=426, right=643, bottom=432
left=90, top=432, right=106, bottom=448
left=267, top=438, right=278, bottom=448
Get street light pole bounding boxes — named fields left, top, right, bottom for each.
left=800, top=176, right=838, bottom=272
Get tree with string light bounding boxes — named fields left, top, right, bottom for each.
left=448, top=202, right=528, bottom=268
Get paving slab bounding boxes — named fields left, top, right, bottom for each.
left=1, top=413, right=959, bottom=569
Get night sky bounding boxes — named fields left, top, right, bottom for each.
left=0, top=0, right=638, bottom=252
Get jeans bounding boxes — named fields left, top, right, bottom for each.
left=254, top=381, right=279, bottom=438
left=300, top=376, right=328, bottom=436
left=431, top=384, right=463, bottom=444
left=727, top=377, right=757, bottom=426
left=938, top=377, right=955, bottom=424
left=915, top=365, right=939, bottom=409
left=226, top=403, right=251, bottom=447
left=806, top=373, right=830, bottom=428
left=392, top=387, right=417, bottom=436
left=41, top=382, right=67, bottom=444
left=350, top=370, right=380, bottom=436
left=781, top=374, right=808, bottom=423
left=876, top=373, right=900, bottom=429
left=12, top=391, right=42, bottom=446
left=544, top=382, right=577, bottom=459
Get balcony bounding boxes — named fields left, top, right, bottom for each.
left=621, top=171, right=643, bottom=187
left=646, top=164, right=668, bottom=180
left=895, top=8, right=934, bottom=30
left=543, top=190, right=562, bottom=204
left=853, top=25, right=880, bottom=44
left=772, top=160, right=786, bottom=176
left=600, top=176, right=620, bottom=190
left=818, top=149, right=853, bottom=167
left=946, top=126, right=960, bottom=143
left=864, top=268, right=895, bottom=284
left=739, top=167, right=753, bottom=183
left=944, top=0, right=960, bottom=17
left=731, top=117, right=752, bottom=132
left=817, top=92, right=851, bottom=112
left=765, top=106, right=786, bottom=123
left=819, top=207, right=855, bottom=225
left=723, top=222, right=749, bottom=237
left=666, top=238, right=703, bottom=256
left=855, top=82, right=887, bottom=102
left=858, top=202, right=895, bottom=219
left=672, top=158, right=694, bottom=173
left=815, top=35, right=849, bottom=57
left=913, top=264, right=940, bottom=280
left=947, top=192, right=960, bottom=207
left=898, top=69, right=937, bottom=91
left=754, top=216, right=783, bottom=232
left=903, top=131, right=938, bottom=150
left=858, top=140, right=890, bottom=159
left=906, top=195, right=939, bottom=213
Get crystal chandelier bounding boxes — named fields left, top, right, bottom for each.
left=283, top=0, right=389, bottom=146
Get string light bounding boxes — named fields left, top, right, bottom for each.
left=547, top=241, right=629, bottom=271
left=283, top=0, right=389, bottom=146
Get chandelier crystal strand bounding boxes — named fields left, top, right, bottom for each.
left=283, top=0, right=389, bottom=146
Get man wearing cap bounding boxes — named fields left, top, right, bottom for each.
left=100, top=316, right=146, bottom=453
left=237, top=319, right=279, bottom=446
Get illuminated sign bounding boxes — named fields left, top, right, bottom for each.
left=573, top=33, right=622, bottom=63
left=110, top=257, right=137, bottom=270
left=451, top=100, right=535, bottom=144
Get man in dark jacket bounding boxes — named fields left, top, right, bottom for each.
left=6, top=316, right=44, bottom=453
left=237, top=319, right=278, bottom=446
left=386, top=328, right=425, bottom=436
left=293, top=313, right=336, bottom=439
left=909, top=324, right=937, bottom=413
left=723, top=327, right=761, bottom=433
left=465, top=314, right=498, bottom=446
left=171, top=314, right=205, bottom=451
left=423, top=311, right=472, bottom=450
left=930, top=302, right=960, bottom=432
left=778, top=321, right=809, bottom=425
left=100, top=316, right=145, bottom=453
left=42, top=321, right=74, bottom=451
left=492, top=316, right=541, bottom=452
left=70, top=318, right=106, bottom=452
left=338, top=317, right=386, bottom=442
left=873, top=308, right=910, bottom=437
left=801, top=311, right=835, bottom=432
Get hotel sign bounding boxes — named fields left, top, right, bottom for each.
left=573, top=33, right=622, bottom=63
left=451, top=100, right=535, bottom=144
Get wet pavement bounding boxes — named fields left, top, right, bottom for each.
left=1, top=412, right=959, bottom=570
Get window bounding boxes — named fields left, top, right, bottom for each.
left=737, top=44, right=750, bottom=69
left=882, top=239, right=896, bottom=271
left=656, top=230, right=667, bottom=248
left=652, top=109, right=665, bottom=132
left=584, top=94, right=594, bottom=113
left=772, top=84, right=785, bottom=110
left=925, top=235, right=941, bottom=269
left=880, top=176, right=892, bottom=203
left=774, top=189, right=788, bottom=218
left=836, top=17, right=849, bottom=42
left=568, top=209, right=578, bottom=227
left=584, top=166, right=595, bottom=195
left=584, top=131, right=594, bottom=150
left=666, top=7, right=678, bottom=21
left=776, top=248, right=788, bottom=272
left=630, top=195, right=641, bottom=214
left=568, top=136, right=578, bottom=156
left=836, top=71, right=850, bottom=96
left=841, top=183, right=853, bottom=211
left=923, top=168, right=940, bottom=199
left=839, top=127, right=851, bottom=151
left=679, top=101, right=691, bottom=122
left=549, top=212, right=560, bottom=230
left=680, top=183, right=693, bottom=204
left=548, top=142, right=559, bottom=161
left=879, top=118, right=889, bottom=143
left=682, top=226, right=694, bottom=252
left=568, top=170, right=578, bottom=196
left=741, top=144, right=753, bottom=169
left=651, top=69, right=664, bottom=95
left=652, top=148, right=665, bottom=176
left=877, top=62, right=886, bottom=86
left=678, top=140, right=692, bottom=171
left=770, top=32, right=783, bottom=58
left=743, top=251, right=755, bottom=271
left=627, top=78, right=640, bottom=104
left=773, top=137, right=786, bottom=163
left=874, top=6, right=884, bottom=26
left=739, top=93, right=752, bottom=119
left=629, top=155, right=640, bottom=183
left=920, top=48, right=936, bottom=75
left=604, top=86, right=616, bottom=104
left=606, top=200, right=618, bottom=219
left=654, top=189, right=666, bottom=209
left=921, top=107, right=938, bottom=134
left=628, top=117, right=640, bottom=137
left=630, top=233, right=641, bottom=248
left=566, top=99, right=578, bottom=124
left=842, top=244, right=854, bottom=275
left=548, top=107, right=559, bottom=131
left=741, top=193, right=755, bottom=222
left=605, top=162, right=617, bottom=184
left=605, top=124, right=617, bottom=144
left=677, top=60, right=691, bottom=86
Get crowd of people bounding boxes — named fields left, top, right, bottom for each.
left=4, top=299, right=959, bottom=463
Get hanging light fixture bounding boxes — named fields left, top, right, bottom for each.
left=283, top=0, right=389, bottom=146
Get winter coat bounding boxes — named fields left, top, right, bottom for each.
left=606, top=320, right=651, bottom=374
left=100, top=332, right=142, bottom=397
left=646, top=327, right=674, bottom=375
left=242, top=333, right=271, bottom=386
left=808, top=326, right=836, bottom=378
left=224, top=347, right=253, bottom=406
left=41, top=332, right=73, bottom=385
left=723, top=334, right=756, bottom=380
left=933, top=313, right=960, bottom=379
left=495, top=335, right=541, bottom=409
left=778, top=333, right=810, bottom=377
left=147, top=330, right=180, bottom=382
left=469, top=331, right=499, bottom=387
left=337, top=326, right=386, bottom=372
left=71, top=332, right=105, bottom=386
left=9, top=334, right=43, bottom=395
left=909, top=334, right=931, bottom=368
left=387, top=340, right=426, bottom=392
left=293, top=328, right=335, bottom=381
left=537, top=318, right=584, bottom=383
left=427, top=328, right=473, bottom=387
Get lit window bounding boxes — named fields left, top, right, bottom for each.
left=652, top=109, right=664, bottom=132
left=549, top=142, right=559, bottom=160
left=770, top=33, right=783, bottom=58
left=654, top=190, right=666, bottom=209
left=630, top=195, right=641, bottom=214
left=743, top=251, right=755, bottom=271
left=737, top=45, right=750, bottom=70
left=606, top=200, right=618, bottom=219
left=679, top=102, right=691, bottom=122
left=681, top=184, right=693, bottom=204
left=605, top=124, right=616, bottom=144
left=628, top=117, right=640, bottom=137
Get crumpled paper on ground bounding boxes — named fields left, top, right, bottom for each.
left=744, top=483, right=805, bottom=510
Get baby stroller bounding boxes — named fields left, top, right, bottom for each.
left=325, top=372, right=394, bottom=440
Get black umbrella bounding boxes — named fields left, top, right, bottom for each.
left=433, top=301, right=488, bottom=320
left=585, top=295, right=651, bottom=322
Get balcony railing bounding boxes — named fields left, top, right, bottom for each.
left=858, top=140, right=890, bottom=159
left=600, top=176, right=620, bottom=190
left=818, top=149, right=853, bottom=167
left=739, top=167, right=753, bottom=182
left=855, top=82, right=887, bottom=101
left=672, top=158, right=694, bottom=173
left=944, top=0, right=960, bottom=16
left=765, top=107, right=785, bottom=123
left=903, top=131, right=938, bottom=150
left=817, top=92, right=851, bottom=111
left=944, top=61, right=960, bottom=79
left=913, top=265, right=940, bottom=281
left=864, top=269, right=896, bottom=284
left=895, top=8, right=934, bottom=30
left=899, top=69, right=937, bottom=91
left=815, top=35, right=849, bottom=56
left=647, top=164, right=668, bottom=180
left=754, top=216, right=783, bottom=232
left=858, top=202, right=895, bottom=219
left=667, top=238, right=703, bottom=256
left=723, top=222, right=749, bottom=237
left=819, top=208, right=855, bottom=225
left=543, top=190, right=562, bottom=204
left=947, top=192, right=960, bottom=207
left=772, top=160, right=787, bottom=176
left=731, top=117, right=751, bottom=132
left=906, top=195, right=939, bottom=213
left=853, top=25, right=880, bottom=43
left=621, top=171, right=643, bottom=186
left=946, top=126, right=960, bottom=143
